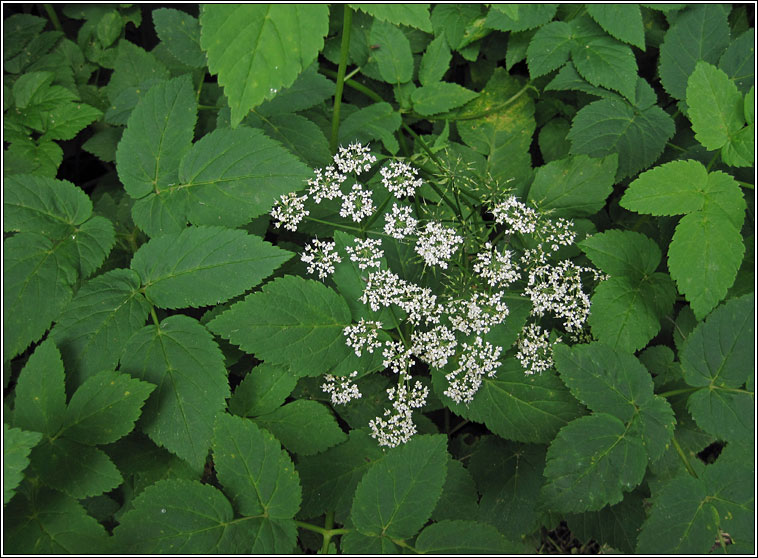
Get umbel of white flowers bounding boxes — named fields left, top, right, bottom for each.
left=270, top=142, right=603, bottom=447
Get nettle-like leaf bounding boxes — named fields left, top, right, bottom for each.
left=338, top=101, right=402, bottom=154
left=369, top=19, right=414, bottom=84
left=229, top=363, right=298, bottom=418
left=621, top=159, right=746, bottom=318
left=566, top=491, right=646, bottom=554
left=415, top=520, right=524, bottom=554
left=431, top=458, right=479, bottom=523
left=4, top=425, right=43, bottom=505
left=411, top=82, right=478, bottom=116
left=254, top=400, right=347, bottom=456
left=586, top=4, right=644, bottom=50
left=351, top=4, right=433, bottom=33
left=485, top=4, right=557, bottom=33
left=199, top=4, right=329, bottom=127
left=152, top=8, right=205, bottom=68
left=418, top=35, right=451, bottom=86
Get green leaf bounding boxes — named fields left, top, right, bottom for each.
left=721, top=123, right=754, bottom=167
left=116, top=75, right=196, bottom=200
left=659, top=4, right=730, bottom=100
left=430, top=458, right=479, bottom=522
left=229, top=364, right=298, bottom=418
left=369, top=19, right=414, bottom=84
left=119, top=315, right=230, bottom=471
left=687, top=61, right=745, bottom=151
left=538, top=117, right=571, bottom=162
left=256, top=63, right=334, bottom=117
left=212, top=414, right=301, bottom=519
left=39, top=101, right=102, bottom=142
left=526, top=21, right=573, bottom=78
left=5, top=487, right=109, bottom=554
left=254, top=400, right=346, bottom=456
left=580, top=229, right=661, bottom=278
left=680, top=293, right=754, bottom=441
left=570, top=27, right=638, bottom=101
left=338, top=101, right=402, bottom=154
left=566, top=491, right=646, bottom=554
left=3, top=139, right=63, bottom=177
left=254, top=113, right=332, bottom=167
left=340, top=530, right=399, bottom=554
left=351, top=434, right=448, bottom=539
left=352, top=4, right=432, bottom=32
left=200, top=5, right=329, bottom=127
left=586, top=4, right=645, bottom=50
left=620, top=159, right=708, bottom=215
left=486, top=4, right=557, bottom=32
left=567, top=97, right=675, bottom=179
left=208, top=276, right=353, bottom=377
left=104, top=40, right=170, bottom=105
left=542, top=414, right=647, bottom=513
left=12, top=339, right=67, bottom=436
left=415, top=520, right=522, bottom=554
left=61, top=370, right=155, bottom=445
left=153, top=8, right=205, bottom=68
left=131, top=226, right=292, bottom=309
left=4, top=425, right=43, bottom=505
left=718, top=29, right=755, bottom=94
left=418, top=35, right=451, bottom=87
left=65, top=216, right=116, bottom=279
left=527, top=154, right=617, bottom=217
left=411, top=82, right=478, bottom=116
left=50, top=268, right=150, bottom=388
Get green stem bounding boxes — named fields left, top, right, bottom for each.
left=706, top=151, right=720, bottom=172
left=198, top=104, right=220, bottom=110
left=322, top=68, right=384, bottom=104
left=390, top=538, right=417, bottom=552
left=658, top=386, right=699, bottom=398
left=304, top=216, right=396, bottom=239
left=149, top=306, right=160, bottom=328
left=295, top=520, right=350, bottom=537
left=43, top=4, right=63, bottom=32
left=672, top=435, right=699, bottom=478
left=666, top=141, right=687, bottom=152
left=320, top=511, right=335, bottom=553
left=736, top=180, right=754, bottom=189
left=330, top=5, right=353, bottom=153
left=344, top=66, right=361, bottom=81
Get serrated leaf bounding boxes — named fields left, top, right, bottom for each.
left=3, top=139, right=63, bottom=177
left=721, top=122, right=754, bottom=167
left=229, top=364, right=298, bottom=418
left=153, top=8, right=205, bottom=68
left=580, top=229, right=661, bottom=278
left=4, top=425, right=43, bottom=505
left=340, top=530, right=400, bottom=554
left=526, top=21, right=573, bottom=78
left=687, top=61, right=745, bottom=151
left=542, top=414, right=647, bottom=513
left=352, top=4, right=432, bottom=33
left=586, top=4, right=645, bottom=50
left=369, top=20, right=414, bottom=84
left=208, top=275, right=353, bottom=377
left=39, top=101, right=101, bottom=142
left=571, top=32, right=638, bottom=101
left=527, top=154, right=617, bottom=217
left=131, top=226, right=291, bottom=309
left=200, top=5, right=329, bottom=127
left=104, top=40, right=170, bottom=104
left=416, top=520, right=522, bottom=554
left=120, top=315, right=230, bottom=471
left=351, top=434, right=448, bottom=539
left=65, top=216, right=115, bottom=278
left=254, top=113, right=332, bottom=167
left=430, top=458, right=478, bottom=522
left=718, top=29, right=755, bottom=94
left=61, top=370, right=154, bottom=445
left=486, top=4, right=557, bottom=33
left=411, top=82, right=478, bottom=116
left=566, top=491, right=646, bottom=554
left=621, top=159, right=708, bottom=215
left=255, top=400, right=346, bottom=456
left=419, top=35, right=451, bottom=86
left=567, top=98, right=675, bottom=179
left=338, top=102, right=402, bottom=154
left=256, top=63, right=334, bottom=117
left=659, top=4, right=730, bottom=100
left=212, top=414, right=301, bottom=519
left=50, top=268, right=150, bottom=388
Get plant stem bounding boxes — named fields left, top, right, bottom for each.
left=294, top=519, right=350, bottom=537
left=736, top=180, right=754, bottom=189
left=671, top=435, right=699, bottom=478
left=322, top=69, right=383, bottom=104
left=43, top=4, right=63, bottom=32
left=304, top=216, right=396, bottom=239
left=330, top=5, right=353, bottom=153
left=658, top=386, right=699, bottom=398
left=320, top=511, right=335, bottom=553
left=149, top=306, right=160, bottom=328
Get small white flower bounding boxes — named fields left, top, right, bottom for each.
left=345, top=237, right=384, bottom=270
left=384, top=203, right=418, bottom=239
left=446, top=292, right=509, bottom=336
left=307, top=165, right=346, bottom=203
left=339, top=183, right=375, bottom=222
left=344, top=318, right=383, bottom=357
left=380, top=160, right=423, bottom=198
left=382, top=340, right=413, bottom=375
left=410, top=325, right=457, bottom=369
left=271, top=192, right=309, bottom=232
left=415, top=221, right=463, bottom=269
left=491, top=195, right=538, bottom=235
left=301, top=238, right=341, bottom=280
left=334, top=142, right=377, bottom=176
left=524, top=260, right=593, bottom=334
left=369, top=379, right=429, bottom=448
left=516, top=323, right=561, bottom=375
left=322, top=371, right=362, bottom=405
left=444, top=336, right=502, bottom=404
left=473, top=242, right=521, bottom=288
left=360, top=270, right=442, bottom=326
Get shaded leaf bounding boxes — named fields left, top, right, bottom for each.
left=153, top=8, right=205, bottom=68
left=229, top=364, right=298, bottom=418
left=4, top=425, right=43, bottom=505
left=352, top=4, right=432, bottom=33
left=415, top=520, right=522, bottom=554
left=586, top=4, right=645, bottom=49
left=255, top=400, right=346, bottom=456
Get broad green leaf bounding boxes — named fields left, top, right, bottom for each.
left=31, top=439, right=122, bottom=498
left=701, top=450, right=755, bottom=548
left=586, top=4, right=645, bottom=50
left=430, top=5, right=482, bottom=51
left=131, top=226, right=292, bottom=309
left=212, top=414, right=301, bottom=519
left=340, top=530, right=400, bottom=554
left=4, top=425, right=43, bottom=505
left=50, top=269, right=150, bottom=388
left=566, top=491, right=646, bottom=554
left=297, top=429, right=386, bottom=522
left=39, top=101, right=101, bottom=142
left=4, top=487, right=109, bottom=554
left=104, top=40, right=170, bottom=104
left=659, top=4, right=730, bottom=100
left=153, top=8, right=205, bottom=68
left=542, top=414, right=647, bottom=513
left=527, top=154, right=617, bottom=217
left=245, top=518, right=298, bottom=554
left=418, top=35, right=451, bottom=86
left=200, top=5, right=329, bottom=127
left=538, top=117, right=571, bottom=162
left=351, top=434, right=448, bottom=539
left=567, top=97, right=675, bottom=179
left=486, top=4, right=557, bottom=32
left=254, top=400, right=346, bottom=456
left=120, top=315, right=230, bottom=471
left=431, top=458, right=478, bottom=522
left=687, top=61, right=745, bottom=151
left=411, top=82, right=478, bottom=116
left=526, top=21, right=572, bottom=78
left=256, top=63, right=334, bottom=117
left=64, top=216, right=116, bottom=279
left=208, top=275, right=353, bottom=377
left=254, top=113, right=332, bottom=167
left=352, top=4, right=432, bottom=32
left=544, top=61, right=618, bottom=100
left=570, top=31, right=638, bottom=101
left=12, top=339, right=67, bottom=437
left=632, top=395, right=677, bottom=462
left=61, top=370, right=155, bottom=445
left=339, top=102, right=402, bottom=154
left=229, top=364, right=298, bottom=418
left=620, top=159, right=708, bottom=215
left=718, top=29, right=755, bottom=94
left=3, top=14, right=47, bottom=61
left=3, top=233, right=77, bottom=360
left=579, top=229, right=662, bottom=278
left=415, top=520, right=523, bottom=554
left=721, top=122, right=754, bottom=167
left=668, top=211, right=744, bottom=319
left=3, top=139, right=63, bottom=177
left=369, top=20, right=414, bottom=84
left=116, top=75, right=196, bottom=200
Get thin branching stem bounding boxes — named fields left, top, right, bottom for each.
left=330, top=5, right=353, bottom=153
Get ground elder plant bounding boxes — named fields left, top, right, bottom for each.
left=2, top=3, right=754, bottom=555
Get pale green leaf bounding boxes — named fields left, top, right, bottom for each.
left=718, top=30, right=755, bottom=94
left=200, top=5, right=329, bottom=127
left=338, top=102, right=402, bottom=154
left=526, top=21, right=572, bottom=78
left=571, top=34, right=638, bottom=101
left=621, top=159, right=708, bottom=215
left=486, top=4, right=557, bottom=32
left=4, top=425, right=43, bottom=505
left=153, top=8, right=205, bottom=68
left=229, top=364, right=298, bottom=418
left=587, top=4, right=645, bottom=49
left=352, top=4, right=432, bottom=32
left=419, top=35, right=451, bottom=86
left=687, top=61, right=745, bottom=151
left=430, top=5, right=483, bottom=50
left=721, top=123, right=754, bottom=167
left=579, top=229, right=662, bottom=278
left=411, top=82, right=478, bottom=116
left=416, top=520, right=522, bottom=554
left=255, top=400, right=346, bottom=456
left=369, top=20, right=414, bottom=84
left=119, top=315, right=230, bottom=471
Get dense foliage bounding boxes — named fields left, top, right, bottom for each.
left=3, top=3, right=754, bottom=554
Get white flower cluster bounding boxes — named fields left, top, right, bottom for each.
left=411, top=325, right=457, bottom=369
left=491, top=195, right=538, bottom=235
left=307, top=165, right=345, bottom=203
left=339, top=183, right=375, bottom=222
left=360, top=269, right=442, bottom=326
left=369, top=380, right=428, bottom=448
left=322, top=371, right=362, bottom=405
left=382, top=340, right=413, bottom=375
left=343, top=318, right=383, bottom=357
left=345, top=237, right=383, bottom=270
left=446, top=292, right=510, bottom=336
left=334, top=142, right=377, bottom=175
left=444, top=336, right=502, bottom=404
left=301, top=238, right=340, bottom=280
left=415, top=221, right=464, bottom=269
left=473, top=242, right=520, bottom=288
left=380, top=160, right=423, bottom=198
left=524, top=260, right=594, bottom=334
left=384, top=203, right=418, bottom=239
left=271, top=192, right=309, bottom=231
left=516, top=323, right=560, bottom=375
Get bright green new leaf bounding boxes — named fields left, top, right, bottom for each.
left=208, top=275, right=353, bottom=377
left=571, top=33, right=638, bottom=102
left=50, top=269, right=151, bottom=388
left=131, top=226, right=292, bottom=309
left=486, top=4, right=557, bottom=32
left=351, top=434, right=448, bottom=539
left=120, top=315, right=230, bottom=471
left=4, top=425, right=43, bottom=505
left=419, top=35, right=451, bottom=86
left=339, top=102, right=402, bottom=154
left=658, top=4, right=730, bottom=100
left=369, top=20, right=414, bottom=84
left=153, top=8, right=205, bottom=68
left=579, top=229, right=661, bottom=278
left=200, top=5, right=329, bottom=127
left=352, top=4, right=432, bottom=32
left=431, top=458, right=479, bottom=522
left=256, top=63, right=334, bottom=117
left=586, top=4, right=645, bottom=50
left=527, top=153, right=617, bottom=217
left=542, top=414, right=647, bottom=513
left=229, top=364, right=298, bottom=418
left=254, top=400, right=346, bottom=456
left=567, top=491, right=646, bottom=554
left=212, top=414, right=301, bottom=519
left=104, top=40, right=170, bottom=104
left=61, top=370, right=155, bottom=446
left=721, top=123, right=754, bottom=167
left=415, top=520, right=523, bottom=554
left=411, top=82, right=478, bottom=116
left=620, top=159, right=708, bottom=215
left=526, top=21, right=573, bottom=78
left=687, top=61, right=745, bottom=151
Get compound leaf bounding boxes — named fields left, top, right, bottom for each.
left=571, top=34, right=638, bottom=101
left=566, top=491, right=645, bottom=554
left=411, top=82, right=478, bottom=116
left=153, top=8, right=205, bottom=68
left=586, top=4, right=645, bottom=50
left=352, top=4, right=432, bottom=32
left=4, top=425, right=43, bottom=505
left=620, top=159, right=708, bottom=215
left=254, top=400, right=346, bottom=456
left=687, top=61, right=745, bottom=151
left=229, top=364, right=298, bottom=418
left=486, top=4, right=557, bottom=33
left=431, top=458, right=479, bottom=523
left=338, top=102, right=402, bottom=154
left=418, top=35, right=451, bottom=86
left=718, top=29, right=755, bottom=94
left=415, top=520, right=522, bottom=554
left=526, top=21, right=572, bottom=78
left=579, top=229, right=661, bottom=278
left=369, top=20, right=414, bottom=84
